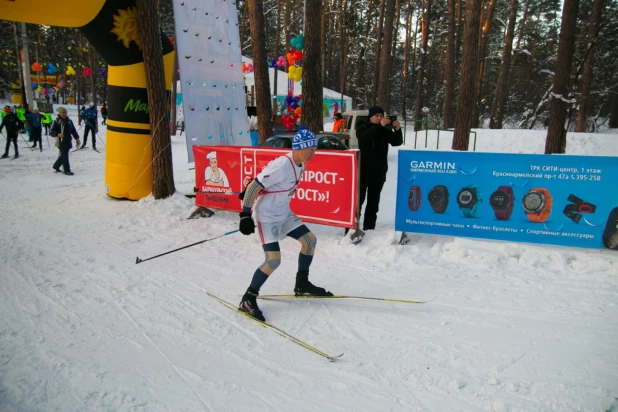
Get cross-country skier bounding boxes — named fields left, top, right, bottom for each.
left=237, top=126, right=333, bottom=321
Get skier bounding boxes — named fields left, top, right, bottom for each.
left=100, top=104, right=107, bottom=125
left=51, top=107, right=81, bottom=175
left=237, top=126, right=332, bottom=321
left=0, top=106, right=22, bottom=159
left=80, top=102, right=98, bottom=150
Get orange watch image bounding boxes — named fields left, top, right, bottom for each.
left=522, top=188, right=553, bottom=222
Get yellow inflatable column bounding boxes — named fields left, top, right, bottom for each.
left=105, top=53, right=175, bottom=199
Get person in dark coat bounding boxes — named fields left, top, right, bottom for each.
left=355, top=105, right=403, bottom=230
left=50, top=106, right=81, bottom=175
left=1, top=106, right=23, bottom=159
left=27, top=108, right=43, bottom=151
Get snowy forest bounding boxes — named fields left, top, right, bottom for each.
left=1, top=0, right=617, bottom=133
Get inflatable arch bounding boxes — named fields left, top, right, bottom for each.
left=2, top=0, right=175, bottom=200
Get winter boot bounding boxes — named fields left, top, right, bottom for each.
left=1, top=154, right=8, bottom=159
left=13, top=154, right=19, bottom=159
left=294, top=270, right=333, bottom=296
left=239, top=288, right=265, bottom=321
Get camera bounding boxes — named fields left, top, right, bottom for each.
left=389, top=115, right=397, bottom=122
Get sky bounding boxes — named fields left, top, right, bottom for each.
left=1, top=112, right=617, bottom=411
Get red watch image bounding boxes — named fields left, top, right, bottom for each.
left=490, top=186, right=515, bottom=220
left=408, top=185, right=421, bottom=211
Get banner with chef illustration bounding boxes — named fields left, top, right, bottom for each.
left=193, top=146, right=359, bottom=228
left=395, top=150, right=618, bottom=250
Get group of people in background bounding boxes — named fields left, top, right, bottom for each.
left=1, top=101, right=108, bottom=174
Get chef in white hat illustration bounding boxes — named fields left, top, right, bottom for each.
left=204, top=151, right=229, bottom=187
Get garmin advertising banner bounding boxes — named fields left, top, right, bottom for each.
left=395, top=150, right=618, bottom=250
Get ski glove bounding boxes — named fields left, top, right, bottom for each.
left=239, top=212, right=255, bottom=235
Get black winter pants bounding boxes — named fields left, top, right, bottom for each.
left=53, top=147, right=71, bottom=172
left=82, top=125, right=97, bottom=148
left=31, top=126, right=42, bottom=149
left=358, top=179, right=385, bottom=231
left=3, top=133, right=18, bottom=156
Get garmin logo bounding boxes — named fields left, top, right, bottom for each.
left=410, top=160, right=457, bottom=174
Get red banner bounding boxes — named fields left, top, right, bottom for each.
left=193, top=146, right=359, bottom=228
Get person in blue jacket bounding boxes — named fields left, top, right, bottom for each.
left=51, top=107, right=81, bottom=175
left=79, top=102, right=98, bottom=150
left=27, top=108, right=44, bottom=151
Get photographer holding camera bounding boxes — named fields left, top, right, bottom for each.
left=354, top=105, right=403, bottom=231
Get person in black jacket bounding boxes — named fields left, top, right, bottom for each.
left=50, top=107, right=81, bottom=175
left=0, top=106, right=22, bottom=159
left=355, top=106, right=403, bottom=230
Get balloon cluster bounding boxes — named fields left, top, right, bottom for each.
left=99, top=67, right=108, bottom=77
left=66, top=66, right=76, bottom=75
left=31, top=62, right=43, bottom=72
left=285, top=94, right=301, bottom=109
left=268, top=56, right=287, bottom=68
left=83, top=66, right=92, bottom=76
left=47, top=63, right=58, bottom=74
left=288, top=66, right=302, bottom=82
left=242, top=63, right=254, bottom=74
left=290, top=34, right=304, bottom=50
left=281, top=114, right=296, bottom=130
left=286, top=49, right=303, bottom=67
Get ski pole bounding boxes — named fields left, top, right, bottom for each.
left=18, top=133, right=35, bottom=151
left=0, top=132, right=6, bottom=141
left=96, top=131, right=106, bottom=147
left=136, top=229, right=238, bottom=264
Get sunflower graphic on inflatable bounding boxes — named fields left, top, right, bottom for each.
left=111, top=7, right=142, bottom=50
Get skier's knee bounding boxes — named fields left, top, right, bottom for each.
left=260, top=251, right=281, bottom=275
left=298, top=231, right=317, bottom=256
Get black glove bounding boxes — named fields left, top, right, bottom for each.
left=239, top=212, right=255, bottom=235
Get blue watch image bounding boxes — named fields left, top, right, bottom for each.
left=457, top=185, right=482, bottom=218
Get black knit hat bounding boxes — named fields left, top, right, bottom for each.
left=368, top=106, right=384, bottom=118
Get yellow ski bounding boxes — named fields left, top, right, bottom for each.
left=207, top=292, right=343, bottom=362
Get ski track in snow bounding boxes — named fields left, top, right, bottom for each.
left=1, top=119, right=617, bottom=411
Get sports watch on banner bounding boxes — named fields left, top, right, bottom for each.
left=428, top=185, right=449, bottom=214
left=456, top=185, right=482, bottom=218
left=408, top=185, right=421, bottom=211
left=522, top=188, right=553, bottom=222
left=490, top=186, right=515, bottom=220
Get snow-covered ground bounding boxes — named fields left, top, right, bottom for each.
left=1, top=114, right=617, bottom=411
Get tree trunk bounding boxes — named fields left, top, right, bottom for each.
left=378, top=0, right=396, bottom=112
left=489, top=0, right=518, bottom=129
left=452, top=0, right=483, bottom=151
left=273, top=0, right=282, bottom=122
left=413, top=0, right=432, bottom=131
left=321, top=0, right=327, bottom=84
left=471, top=0, right=496, bottom=128
left=371, top=0, right=385, bottom=105
left=87, top=41, right=97, bottom=106
left=545, top=0, right=579, bottom=154
left=442, top=0, right=457, bottom=128
left=136, top=0, right=175, bottom=199
left=248, top=0, right=274, bottom=143
left=401, top=0, right=413, bottom=119
left=609, top=80, right=618, bottom=128
left=339, top=0, right=347, bottom=116
left=355, top=0, right=375, bottom=108
left=302, top=0, right=324, bottom=133
left=575, top=0, right=604, bottom=132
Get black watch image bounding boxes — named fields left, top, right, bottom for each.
left=428, top=185, right=449, bottom=214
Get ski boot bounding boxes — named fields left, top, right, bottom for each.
left=294, top=270, right=333, bottom=296
left=239, top=288, right=265, bottom=321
